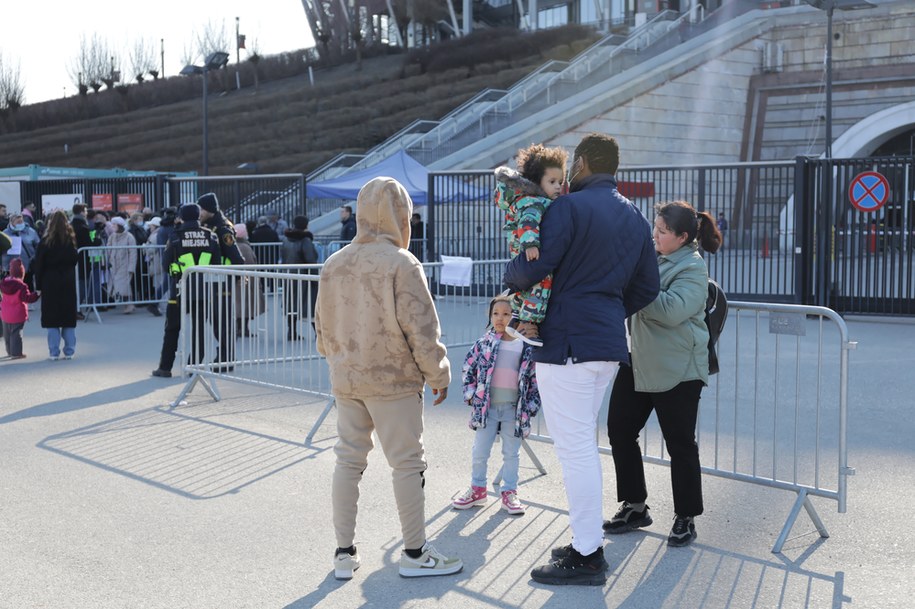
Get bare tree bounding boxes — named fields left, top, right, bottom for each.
left=129, top=38, right=157, bottom=83
left=179, top=41, right=198, bottom=68
left=195, top=19, right=231, bottom=61
left=0, top=51, right=25, bottom=112
left=68, top=34, right=113, bottom=94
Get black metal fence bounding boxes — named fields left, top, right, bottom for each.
left=15, top=156, right=915, bottom=315
left=167, top=175, right=306, bottom=225
left=20, top=174, right=309, bottom=226
left=428, top=157, right=915, bottom=316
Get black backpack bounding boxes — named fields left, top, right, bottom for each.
left=705, top=279, right=728, bottom=375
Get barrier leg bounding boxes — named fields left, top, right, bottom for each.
left=493, top=437, right=547, bottom=489
left=803, top=493, right=830, bottom=539
left=521, top=437, right=547, bottom=476
left=169, top=373, right=221, bottom=409
left=305, top=398, right=335, bottom=445
left=88, top=305, right=102, bottom=324
left=771, top=489, right=829, bottom=553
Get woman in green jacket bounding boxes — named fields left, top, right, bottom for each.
left=604, top=200, right=721, bottom=548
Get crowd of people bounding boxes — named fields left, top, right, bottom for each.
left=0, top=196, right=327, bottom=363
left=3, top=130, right=722, bottom=589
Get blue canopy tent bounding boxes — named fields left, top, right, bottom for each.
left=305, top=151, right=488, bottom=205
left=306, top=150, right=432, bottom=204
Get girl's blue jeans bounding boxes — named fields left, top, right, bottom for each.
left=471, top=402, right=522, bottom=491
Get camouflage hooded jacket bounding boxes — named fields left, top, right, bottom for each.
left=493, top=166, right=553, bottom=256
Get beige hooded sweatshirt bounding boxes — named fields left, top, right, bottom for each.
left=315, top=177, right=451, bottom=399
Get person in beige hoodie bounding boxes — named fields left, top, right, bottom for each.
left=315, top=176, right=462, bottom=581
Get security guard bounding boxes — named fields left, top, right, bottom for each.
left=196, top=193, right=245, bottom=370
left=151, top=203, right=221, bottom=378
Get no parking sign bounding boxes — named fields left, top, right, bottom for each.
left=848, top=171, right=889, bottom=213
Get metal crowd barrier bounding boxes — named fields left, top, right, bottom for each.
left=169, top=264, right=329, bottom=442
left=167, top=258, right=855, bottom=554
left=76, top=245, right=168, bottom=323
left=521, top=300, right=856, bottom=554
left=421, top=258, right=856, bottom=553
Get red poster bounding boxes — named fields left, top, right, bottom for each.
left=117, top=194, right=145, bottom=214
left=92, top=194, right=113, bottom=211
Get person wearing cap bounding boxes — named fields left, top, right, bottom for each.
left=196, top=192, right=244, bottom=371
left=106, top=216, right=137, bottom=314
left=151, top=203, right=221, bottom=378
left=280, top=215, right=319, bottom=340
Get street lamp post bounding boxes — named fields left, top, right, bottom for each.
left=803, top=0, right=875, bottom=307
left=803, top=0, right=876, bottom=159
left=181, top=51, right=230, bottom=176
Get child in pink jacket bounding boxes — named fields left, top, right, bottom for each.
left=1, top=258, right=40, bottom=358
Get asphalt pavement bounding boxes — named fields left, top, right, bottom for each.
left=0, top=310, right=913, bottom=609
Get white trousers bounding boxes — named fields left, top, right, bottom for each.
left=536, top=359, right=619, bottom=556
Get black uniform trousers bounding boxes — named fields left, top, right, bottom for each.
left=606, top=364, right=705, bottom=517
left=157, top=296, right=207, bottom=372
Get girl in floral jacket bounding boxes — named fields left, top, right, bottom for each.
left=453, top=296, right=541, bottom=515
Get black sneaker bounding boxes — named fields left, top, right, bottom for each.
left=531, top=547, right=608, bottom=586
left=550, top=543, right=574, bottom=559
left=603, top=502, right=652, bottom=535
left=151, top=369, right=172, bottom=378
left=667, top=515, right=697, bottom=547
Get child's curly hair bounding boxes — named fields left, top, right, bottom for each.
left=516, top=144, right=568, bottom=187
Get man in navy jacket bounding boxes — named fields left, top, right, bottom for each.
left=504, top=132, right=659, bottom=586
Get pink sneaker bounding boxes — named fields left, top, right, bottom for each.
left=452, top=485, right=487, bottom=509
left=501, top=490, right=525, bottom=515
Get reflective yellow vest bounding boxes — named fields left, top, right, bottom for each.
left=169, top=251, right=213, bottom=276
left=88, top=230, right=103, bottom=262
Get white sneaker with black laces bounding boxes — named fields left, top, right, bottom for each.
left=399, top=542, right=463, bottom=577
left=333, top=548, right=361, bottom=580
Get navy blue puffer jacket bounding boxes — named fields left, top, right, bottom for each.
left=503, top=174, right=659, bottom=365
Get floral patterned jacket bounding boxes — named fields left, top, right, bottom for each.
left=462, top=330, right=541, bottom=438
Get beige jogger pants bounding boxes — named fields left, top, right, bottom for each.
left=332, top=391, right=427, bottom=550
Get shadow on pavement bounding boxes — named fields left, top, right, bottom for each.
left=0, top=378, right=174, bottom=425
left=38, top=404, right=330, bottom=500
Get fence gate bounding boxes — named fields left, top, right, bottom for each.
left=798, top=156, right=915, bottom=315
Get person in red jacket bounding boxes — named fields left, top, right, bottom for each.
left=1, top=258, right=40, bottom=358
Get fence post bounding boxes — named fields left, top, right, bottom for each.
left=427, top=172, right=437, bottom=263
left=697, top=166, right=707, bottom=213
left=794, top=156, right=810, bottom=304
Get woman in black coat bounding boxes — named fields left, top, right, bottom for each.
left=32, top=210, right=79, bottom=360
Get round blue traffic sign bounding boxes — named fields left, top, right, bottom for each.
left=848, top=171, right=889, bottom=213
